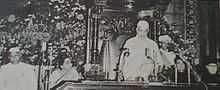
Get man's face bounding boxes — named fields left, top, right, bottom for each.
left=10, top=51, right=21, bottom=64
left=160, top=42, right=169, bottom=49
left=176, top=60, right=185, bottom=72
left=206, top=63, right=218, bottom=75
left=136, top=21, right=149, bottom=37
left=62, top=58, right=73, bottom=70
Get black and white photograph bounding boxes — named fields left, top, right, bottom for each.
left=0, top=0, right=219, bottom=90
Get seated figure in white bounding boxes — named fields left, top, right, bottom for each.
left=0, top=47, right=37, bottom=90
left=49, top=57, right=81, bottom=88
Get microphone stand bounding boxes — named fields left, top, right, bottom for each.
left=175, top=53, right=201, bottom=84
left=116, top=48, right=129, bottom=81
left=176, top=53, right=209, bottom=90
left=37, top=41, right=48, bottom=90
left=37, top=49, right=45, bottom=90
left=45, top=52, right=53, bottom=90
left=37, top=53, right=42, bottom=90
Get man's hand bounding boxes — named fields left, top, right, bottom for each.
left=118, top=70, right=124, bottom=81
left=146, top=56, right=153, bottom=60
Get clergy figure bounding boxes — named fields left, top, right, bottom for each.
left=0, top=47, right=37, bottom=90
left=119, top=20, right=163, bottom=82
left=158, top=35, right=176, bottom=82
left=159, top=35, right=176, bottom=67
left=49, top=57, right=82, bottom=88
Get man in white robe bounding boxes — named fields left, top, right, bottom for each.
left=0, top=47, right=37, bottom=90
left=119, top=20, right=163, bottom=82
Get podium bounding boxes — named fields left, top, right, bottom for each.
left=50, top=80, right=210, bottom=90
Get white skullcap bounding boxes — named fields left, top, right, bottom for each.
left=207, top=63, right=217, bottom=66
left=159, top=35, right=172, bottom=43
left=8, top=14, right=16, bottom=23
left=9, top=47, right=21, bottom=53
left=138, top=10, right=154, bottom=18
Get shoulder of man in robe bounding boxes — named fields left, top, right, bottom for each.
left=0, top=64, right=15, bottom=75
left=0, top=63, right=12, bottom=70
left=144, top=37, right=158, bottom=45
left=20, top=62, right=32, bottom=66
left=147, top=40, right=160, bottom=50
left=71, top=66, right=78, bottom=70
left=122, top=37, right=136, bottom=48
left=150, top=39, right=159, bottom=46
left=126, top=37, right=137, bottom=43
left=20, top=62, right=36, bottom=71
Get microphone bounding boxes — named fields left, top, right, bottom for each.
left=119, top=48, right=130, bottom=56
left=122, top=48, right=130, bottom=57
left=145, top=48, right=151, bottom=59
left=145, top=48, right=148, bottom=57
left=41, top=42, right=47, bottom=52
left=116, top=48, right=130, bottom=74
left=119, top=48, right=128, bottom=51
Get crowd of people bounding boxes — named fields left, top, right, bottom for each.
left=0, top=17, right=220, bottom=90
left=0, top=1, right=88, bottom=89
left=0, top=13, right=87, bottom=65
left=0, top=0, right=88, bottom=66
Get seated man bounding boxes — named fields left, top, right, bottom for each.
left=173, top=59, right=189, bottom=83
left=0, top=47, right=37, bottom=90
left=119, top=20, right=163, bottom=82
left=168, top=58, right=201, bottom=83
left=202, top=61, right=220, bottom=84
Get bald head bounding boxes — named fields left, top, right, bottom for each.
left=136, top=20, right=150, bottom=37
left=137, top=20, right=149, bottom=28
left=9, top=47, right=21, bottom=64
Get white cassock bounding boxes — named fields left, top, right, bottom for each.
left=120, top=36, right=163, bottom=80
left=0, top=62, right=37, bottom=90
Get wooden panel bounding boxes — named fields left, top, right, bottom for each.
left=51, top=81, right=206, bottom=90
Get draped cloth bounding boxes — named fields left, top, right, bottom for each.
left=120, top=36, right=163, bottom=81
left=0, top=62, right=37, bottom=90
left=99, top=35, right=130, bottom=80
left=49, top=67, right=81, bottom=88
